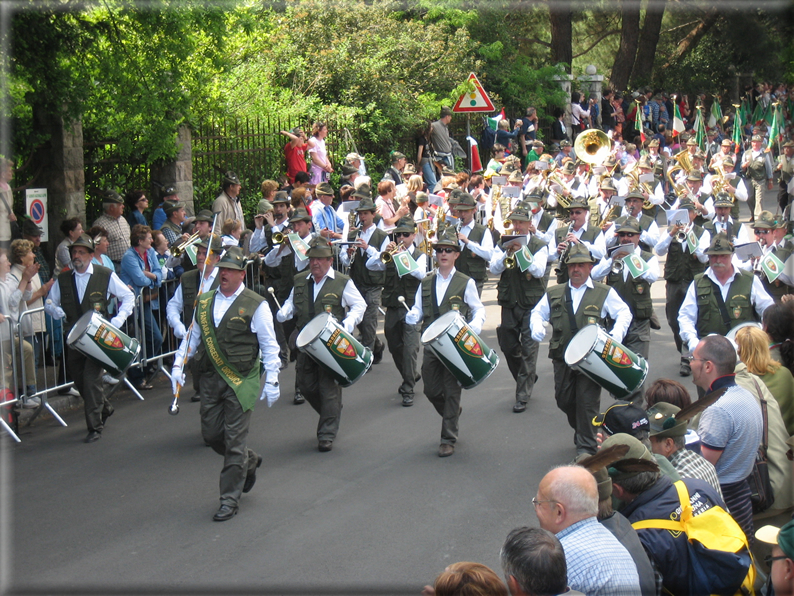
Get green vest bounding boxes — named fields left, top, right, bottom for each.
left=421, top=270, right=471, bottom=329
left=348, top=226, right=387, bottom=287
left=703, top=219, right=743, bottom=244
left=180, top=269, right=221, bottom=326
left=456, top=223, right=488, bottom=282
left=780, top=155, right=794, bottom=185
left=194, top=288, right=264, bottom=376
left=496, top=236, right=547, bottom=310
left=760, top=244, right=793, bottom=302
left=382, top=248, right=423, bottom=309
left=546, top=282, right=610, bottom=360
left=293, top=271, right=349, bottom=330
left=554, top=224, right=600, bottom=284
left=606, top=249, right=654, bottom=320
left=58, top=266, right=112, bottom=334
left=694, top=270, right=757, bottom=337
left=537, top=210, right=555, bottom=234
left=613, top=213, right=654, bottom=251
left=747, top=153, right=767, bottom=182
left=161, top=219, right=182, bottom=239
left=263, top=224, right=296, bottom=300
left=663, top=225, right=707, bottom=283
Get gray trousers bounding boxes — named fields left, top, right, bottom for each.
left=552, top=358, right=601, bottom=455
left=67, top=346, right=111, bottom=433
left=356, top=286, right=383, bottom=350
left=296, top=352, right=343, bottom=441
left=383, top=307, right=421, bottom=397
left=748, top=179, right=765, bottom=221
left=496, top=306, right=539, bottom=404
left=620, top=318, right=651, bottom=403
left=422, top=347, right=462, bottom=445
left=199, top=371, right=260, bottom=508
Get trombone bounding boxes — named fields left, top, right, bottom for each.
left=171, top=232, right=200, bottom=257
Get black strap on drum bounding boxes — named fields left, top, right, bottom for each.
left=71, top=272, right=84, bottom=314
left=565, top=284, right=578, bottom=334
left=709, top=280, right=732, bottom=331
left=308, top=277, right=316, bottom=317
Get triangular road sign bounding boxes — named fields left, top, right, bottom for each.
left=453, top=73, right=495, bottom=113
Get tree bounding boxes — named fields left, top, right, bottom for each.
left=630, top=0, right=666, bottom=86
left=610, top=0, right=641, bottom=91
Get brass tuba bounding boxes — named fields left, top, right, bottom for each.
left=573, top=129, right=612, bottom=165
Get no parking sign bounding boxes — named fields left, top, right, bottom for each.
left=26, top=188, right=49, bottom=242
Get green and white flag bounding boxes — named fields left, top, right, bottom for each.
left=184, top=244, right=198, bottom=266
left=686, top=229, right=699, bottom=254
left=394, top=250, right=419, bottom=277
left=623, top=253, right=650, bottom=279
left=514, top=246, right=534, bottom=272
left=708, top=98, right=723, bottom=129
left=287, top=233, right=310, bottom=261
left=761, top=251, right=785, bottom=283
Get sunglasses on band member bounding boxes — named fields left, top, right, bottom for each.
left=395, top=232, right=412, bottom=238
left=617, top=232, right=638, bottom=238
left=754, top=229, right=770, bottom=235
left=436, top=247, right=457, bottom=254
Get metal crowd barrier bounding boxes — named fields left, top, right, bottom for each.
left=0, top=318, right=21, bottom=442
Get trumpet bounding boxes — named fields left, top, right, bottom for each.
left=504, top=255, right=516, bottom=269
left=272, top=227, right=292, bottom=244
left=611, top=259, right=624, bottom=274
left=171, top=232, right=200, bottom=257
left=675, top=223, right=692, bottom=243
left=380, top=242, right=406, bottom=263
left=560, top=222, right=575, bottom=262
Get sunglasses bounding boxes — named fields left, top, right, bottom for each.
left=436, top=247, right=457, bottom=254
left=754, top=229, right=770, bottom=235
left=617, top=232, right=638, bottom=238
left=395, top=232, right=412, bottom=238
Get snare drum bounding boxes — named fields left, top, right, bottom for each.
left=296, top=312, right=372, bottom=387
left=421, top=310, right=499, bottom=389
left=564, top=324, right=648, bottom=399
left=66, top=311, right=141, bottom=375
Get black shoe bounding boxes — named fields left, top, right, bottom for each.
left=243, top=456, right=263, bottom=493
left=293, top=391, right=305, bottom=405
left=101, top=407, right=114, bottom=425
left=279, top=360, right=289, bottom=371
left=84, top=431, right=101, bottom=443
left=190, top=393, right=201, bottom=403
left=649, top=311, right=661, bottom=330
left=513, top=402, right=527, bottom=413
left=438, top=443, right=455, bottom=457
left=212, top=504, right=238, bottom=522
left=679, top=359, right=691, bottom=377
left=402, top=395, right=414, bottom=407
left=318, top=440, right=333, bottom=452
left=373, top=340, right=384, bottom=365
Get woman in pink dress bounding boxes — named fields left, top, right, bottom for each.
left=308, top=122, right=333, bottom=185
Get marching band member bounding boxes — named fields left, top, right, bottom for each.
left=489, top=203, right=548, bottom=413
left=588, top=178, right=618, bottom=229
left=166, top=236, right=221, bottom=402
left=171, top=247, right=280, bottom=522
left=276, top=237, right=366, bottom=453
left=381, top=217, right=427, bottom=407
left=604, top=191, right=661, bottom=251
left=44, top=234, right=135, bottom=443
left=452, top=192, right=493, bottom=296
left=654, top=197, right=710, bottom=376
left=550, top=197, right=606, bottom=284
left=752, top=211, right=794, bottom=302
left=703, top=194, right=752, bottom=246
left=530, top=242, right=632, bottom=455
left=339, top=197, right=389, bottom=364
left=702, top=157, right=748, bottom=221
left=405, top=227, right=485, bottom=457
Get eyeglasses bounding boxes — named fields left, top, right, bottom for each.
left=765, top=555, right=787, bottom=569
left=436, top=247, right=457, bottom=254
left=532, top=497, right=557, bottom=508
left=754, top=229, right=770, bottom=235
left=395, top=232, right=412, bottom=238
left=686, top=356, right=710, bottom=364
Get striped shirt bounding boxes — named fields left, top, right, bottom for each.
left=557, top=517, right=641, bottom=596
left=93, top=214, right=131, bottom=263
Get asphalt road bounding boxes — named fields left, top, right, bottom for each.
left=6, top=191, right=774, bottom=595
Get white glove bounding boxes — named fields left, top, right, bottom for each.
left=343, top=319, right=355, bottom=334
left=110, top=316, right=124, bottom=328
left=171, top=366, right=186, bottom=395
left=531, top=326, right=546, bottom=343
left=260, top=381, right=280, bottom=407
left=174, top=322, right=187, bottom=339
left=53, top=306, right=66, bottom=319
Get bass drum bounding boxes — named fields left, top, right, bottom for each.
left=564, top=324, right=648, bottom=399
left=726, top=321, right=762, bottom=342
left=421, top=310, right=499, bottom=389
left=66, top=310, right=141, bottom=375
left=296, top=313, right=372, bottom=387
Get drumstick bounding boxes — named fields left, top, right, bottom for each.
left=397, top=296, right=411, bottom=312
left=267, top=287, right=282, bottom=310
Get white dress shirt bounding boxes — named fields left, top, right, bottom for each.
left=338, top=223, right=390, bottom=269
left=45, top=263, right=135, bottom=328
left=654, top=227, right=710, bottom=264
left=458, top=219, right=494, bottom=261
left=549, top=221, right=606, bottom=262
left=276, top=268, right=366, bottom=334
left=489, top=238, right=549, bottom=277
left=176, top=282, right=281, bottom=381
left=606, top=215, right=661, bottom=250
left=591, top=244, right=660, bottom=283
left=529, top=278, right=633, bottom=343
left=166, top=267, right=219, bottom=337
left=404, top=267, right=486, bottom=334
left=249, top=218, right=289, bottom=254
left=677, top=267, right=775, bottom=353
left=263, top=231, right=314, bottom=272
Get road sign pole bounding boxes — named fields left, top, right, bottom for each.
left=466, top=115, right=471, bottom=171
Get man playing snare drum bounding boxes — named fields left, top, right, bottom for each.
left=405, top=227, right=486, bottom=457
left=44, top=234, right=135, bottom=443
left=530, top=243, right=632, bottom=455
left=276, top=236, right=366, bottom=453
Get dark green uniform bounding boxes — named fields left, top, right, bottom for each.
left=58, top=266, right=114, bottom=434
left=495, top=236, right=547, bottom=406
left=553, top=225, right=600, bottom=284
left=693, top=269, right=758, bottom=338
left=663, top=225, right=707, bottom=354
left=347, top=226, right=387, bottom=351
left=758, top=243, right=793, bottom=303
left=293, top=271, right=351, bottom=442
left=545, top=281, right=611, bottom=454
left=455, top=223, right=489, bottom=295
